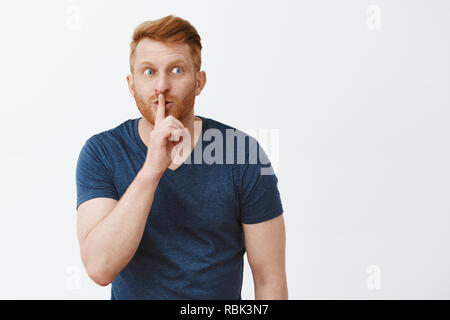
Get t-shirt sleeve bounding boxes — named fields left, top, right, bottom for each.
left=235, top=138, right=284, bottom=224
left=75, top=136, right=119, bottom=210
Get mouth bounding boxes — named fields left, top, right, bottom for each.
left=153, top=101, right=174, bottom=108
left=153, top=100, right=173, bottom=105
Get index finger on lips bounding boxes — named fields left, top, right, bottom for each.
left=155, top=93, right=165, bottom=126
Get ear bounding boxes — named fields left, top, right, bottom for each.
left=126, top=74, right=135, bottom=98
left=195, top=71, right=207, bottom=96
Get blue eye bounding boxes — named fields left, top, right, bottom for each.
left=172, top=67, right=182, bottom=74
left=144, top=69, right=154, bottom=76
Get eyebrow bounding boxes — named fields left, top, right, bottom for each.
left=139, top=59, right=187, bottom=68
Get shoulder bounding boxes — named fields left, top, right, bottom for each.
left=201, top=116, right=248, bottom=137
left=201, top=116, right=260, bottom=153
left=200, top=116, right=274, bottom=173
left=78, top=118, right=137, bottom=168
left=83, top=118, right=136, bottom=150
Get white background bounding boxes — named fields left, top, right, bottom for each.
left=0, top=0, right=449, bottom=299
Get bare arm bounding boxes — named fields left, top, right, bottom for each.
left=77, top=168, right=162, bottom=286
left=243, top=214, right=288, bottom=299
left=77, top=93, right=185, bottom=286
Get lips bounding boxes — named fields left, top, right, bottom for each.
left=153, top=101, right=174, bottom=108
left=153, top=100, right=173, bottom=105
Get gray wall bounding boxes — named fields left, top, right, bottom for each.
left=0, top=0, right=448, bottom=299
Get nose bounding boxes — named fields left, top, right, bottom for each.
left=154, top=90, right=168, bottom=101
left=154, top=73, right=170, bottom=98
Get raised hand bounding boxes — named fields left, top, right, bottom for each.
left=143, top=93, right=185, bottom=176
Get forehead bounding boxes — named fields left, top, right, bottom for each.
left=134, top=38, right=192, bottom=66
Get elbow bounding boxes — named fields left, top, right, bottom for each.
left=82, top=251, right=114, bottom=287
left=253, top=272, right=288, bottom=300
left=96, top=278, right=112, bottom=287
left=79, top=242, right=122, bottom=287
left=86, top=265, right=114, bottom=287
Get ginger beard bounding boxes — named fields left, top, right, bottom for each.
left=134, top=80, right=197, bottom=126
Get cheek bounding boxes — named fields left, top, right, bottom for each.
left=180, top=78, right=197, bottom=95
left=135, top=86, right=152, bottom=101
left=134, top=76, right=152, bottom=92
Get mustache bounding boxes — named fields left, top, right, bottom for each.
left=151, top=96, right=175, bottom=104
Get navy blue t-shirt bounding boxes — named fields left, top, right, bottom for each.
left=75, top=115, right=284, bottom=300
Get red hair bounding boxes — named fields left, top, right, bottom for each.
left=129, top=15, right=202, bottom=73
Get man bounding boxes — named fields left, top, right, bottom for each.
left=75, top=15, right=287, bottom=300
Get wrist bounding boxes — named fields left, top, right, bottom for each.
left=138, top=164, right=164, bottom=184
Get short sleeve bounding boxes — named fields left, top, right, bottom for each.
left=75, top=136, right=119, bottom=210
left=235, top=138, right=284, bottom=224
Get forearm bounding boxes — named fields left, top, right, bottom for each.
left=254, top=276, right=288, bottom=300
left=82, top=166, right=162, bottom=285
